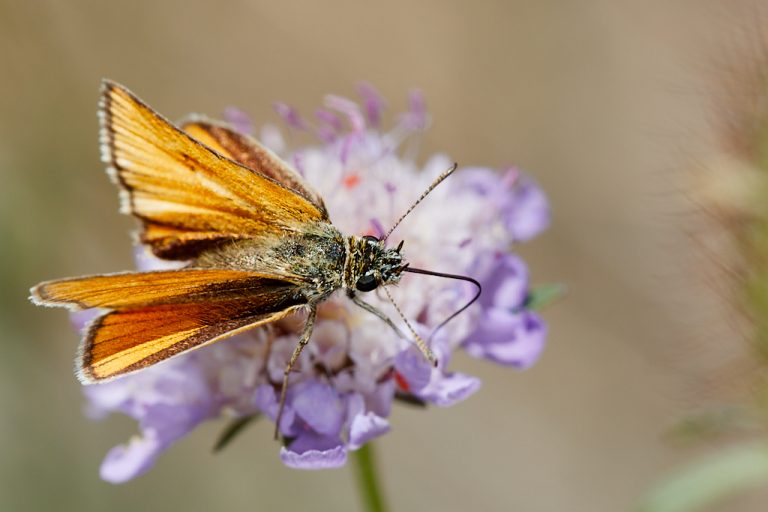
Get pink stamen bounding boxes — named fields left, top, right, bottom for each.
left=325, top=95, right=366, bottom=133
left=274, top=102, right=308, bottom=130
left=356, top=82, right=386, bottom=128
left=370, top=218, right=386, bottom=238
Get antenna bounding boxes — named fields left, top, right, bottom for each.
left=383, top=162, right=458, bottom=241
left=382, top=285, right=438, bottom=366
left=403, top=267, right=482, bottom=339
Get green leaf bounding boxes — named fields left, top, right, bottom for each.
left=213, top=414, right=260, bottom=453
left=639, top=443, right=768, bottom=512
left=524, top=283, right=566, bottom=311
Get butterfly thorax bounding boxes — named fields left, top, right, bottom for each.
left=193, top=222, right=347, bottom=301
left=343, top=236, right=405, bottom=292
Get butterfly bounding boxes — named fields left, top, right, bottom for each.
left=30, top=81, right=478, bottom=433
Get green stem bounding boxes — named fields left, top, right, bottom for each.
left=352, top=443, right=388, bottom=512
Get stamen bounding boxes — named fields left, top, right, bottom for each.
left=274, top=102, right=308, bottom=130
left=356, top=82, right=386, bottom=127
left=370, top=218, right=386, bottom=239
left=342, top=173, right=361, bottom=188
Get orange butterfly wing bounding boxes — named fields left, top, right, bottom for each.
left=30, top=82, right=340, bottom=382
left=181, top=119, right=328, bottom=217
left=32, top=269, right=306, bottom=382
left=100, top=80, right=327, bottom=260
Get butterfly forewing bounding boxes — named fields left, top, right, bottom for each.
left=32, top=269, right=308, bottom=382
left=31, top=269, right=307, bottom=309
left=101, top=80, right=327, bottom=260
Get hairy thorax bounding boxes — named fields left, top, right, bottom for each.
left=194, top=222, right=347, bottom=302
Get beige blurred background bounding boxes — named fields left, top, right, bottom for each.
left=0, top=1, right=759, bottom=510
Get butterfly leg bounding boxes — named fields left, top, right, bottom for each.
left=274, top=305, right=317, bottom=440
left=348, top=291, right=407, bottom=339
left=349, top=290, right=437, bottom=366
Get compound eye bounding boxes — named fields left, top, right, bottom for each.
left=362, top=235, right=379, bottom=244
left=355, top=274, right=378, bottom=292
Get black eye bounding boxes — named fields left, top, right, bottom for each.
left=363, top=235, right=379, bottom=244
left=356, top=274, right=378, bottom=292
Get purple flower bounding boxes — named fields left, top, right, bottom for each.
left=76, top=85, right=552, bottom=482
left=85, top=360, right=217, bottom=483
left=315, top=108, right=344, bottom=143
left=399, top=90, right=428, bottom=131
left=273, top=102, right=308, bottom=131
left=280, top=445, right=347, bottom=470
left=268, top=381, right=392, bottom=470
left=463, top=253, right=547, bottom=368
left=464, top=309, right=547, bottom=368
left=503, top=171, right=550, bottom=242
left=223, top=107, right=254, bottom=135
left=356, top=82, right=386, bottom=127
left=324, top=94, right=366, bottom=133
left=459, top=167, right=550, bottom=243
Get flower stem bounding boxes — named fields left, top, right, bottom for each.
left=352, top=443, right=388, bottom=512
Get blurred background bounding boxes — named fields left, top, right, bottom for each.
left=2, top=1, right=764, bottom=510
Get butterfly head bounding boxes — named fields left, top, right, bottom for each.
left=347, top=235, right=406, bottom=293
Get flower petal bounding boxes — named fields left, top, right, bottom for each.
left=460, top=166, right=506, bottom=195
left=280, top=443, right=347, bottom=470
left=139, top=403, right=207, bottom=443
left=133, top=246, right=186, bottom=272
left=476, top=253, right=529, bottom=310
left=70, top=309, right=99, bottom=334
left=394, top=347, right=433, bottom=392
left=291, top=380, right=345, bottom=437
left=349, top=412, right=390, bottom=450
left=419, top=372, right=481, bottom=407
left=504, top=175, right=550, bottom=242
left=465, top=310, right=547, bottom=368
left=259, top=124, right=286, bottom=154
left=365, top=380, right=396, bottom=418
left=100, top=433, right=161, bottom=484
left=253, top=384, right=296, bottom=437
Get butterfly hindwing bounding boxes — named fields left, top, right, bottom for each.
left=182, top=119, right=328, bottom=218
left=100, top=80, right=327, bottom=260
left=80, top=298, right=303, bottom=382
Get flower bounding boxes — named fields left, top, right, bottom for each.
left=463, top=253, right=547, bottom=368
left=77, top=84, right=551, bottom=482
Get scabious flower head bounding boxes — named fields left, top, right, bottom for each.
left=77, top=84, right=551, bottom=482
